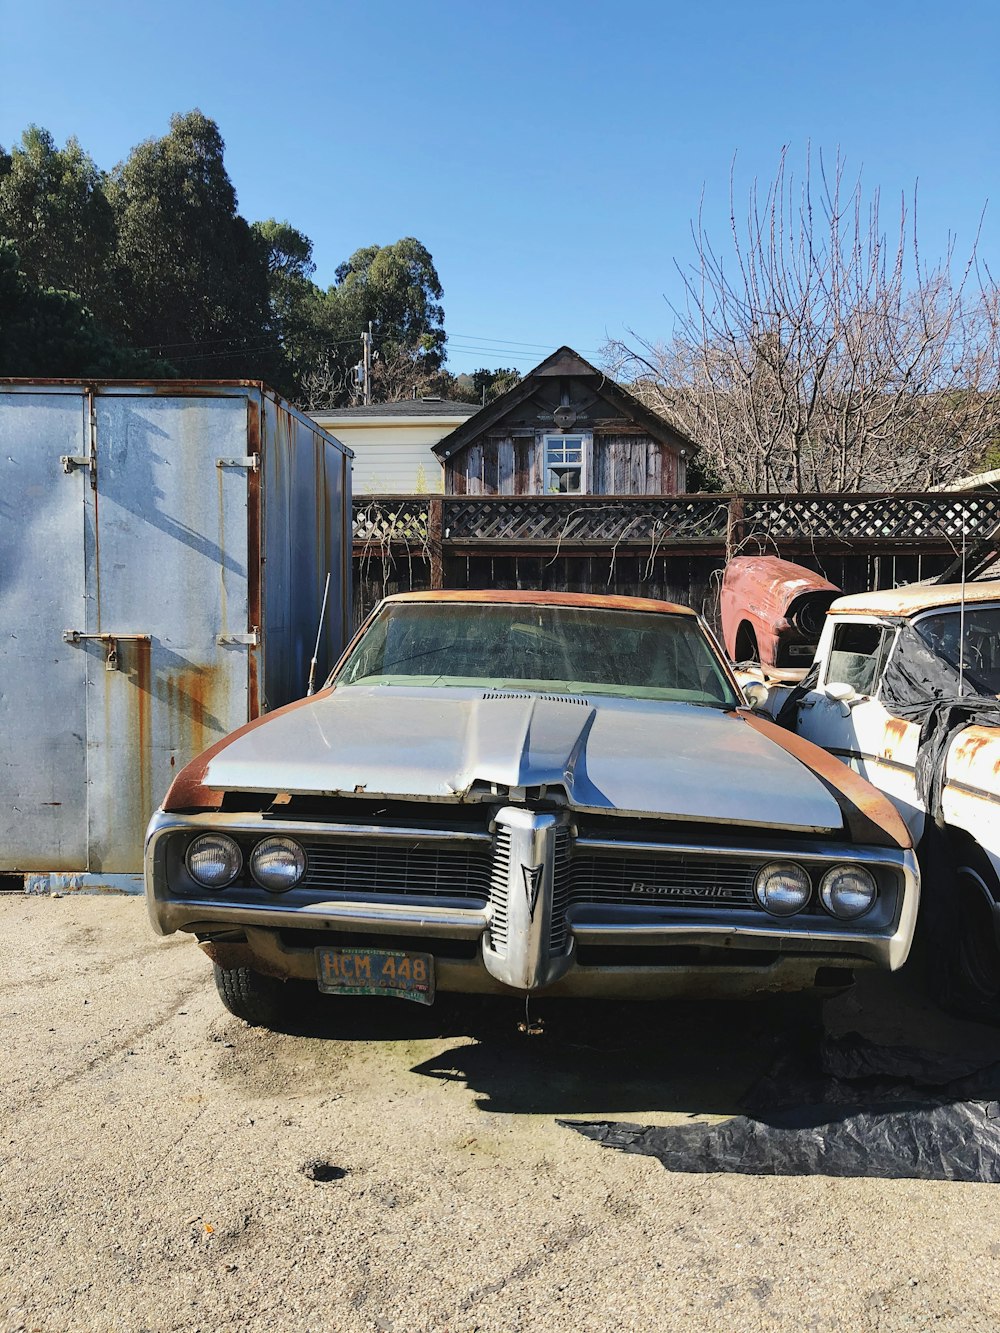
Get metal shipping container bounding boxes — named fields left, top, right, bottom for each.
left=0, top=380, right=352, bottom=891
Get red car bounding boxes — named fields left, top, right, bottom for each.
left=721, top=556, right=840, bottom=672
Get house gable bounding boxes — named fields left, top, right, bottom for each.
left=433, top=346, right=694, bottom=496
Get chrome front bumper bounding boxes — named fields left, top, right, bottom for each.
left=145, top=808, right=920, bottom=988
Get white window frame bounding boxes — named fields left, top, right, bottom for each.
left=543, top=433, right=588, bottom=494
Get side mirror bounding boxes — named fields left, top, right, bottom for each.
left=823, top=681, right=859, bottom=717
left=743, top=680, right=770, bottom=712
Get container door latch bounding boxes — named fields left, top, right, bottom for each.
left=63, top=631, right=151, bottom=672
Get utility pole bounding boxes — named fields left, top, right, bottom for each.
left=361, top=322, right=373, bottom=406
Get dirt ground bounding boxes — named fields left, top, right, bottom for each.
left=2, top=893, right=999, bottom=1333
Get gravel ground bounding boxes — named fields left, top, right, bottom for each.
left=2, top=893, right=999, bottom=1333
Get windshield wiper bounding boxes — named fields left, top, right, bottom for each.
left=381, top=642, right=459, bottom=671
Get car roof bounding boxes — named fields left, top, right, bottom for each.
left=379, top=590, right=696, bottom=616
left=830, top=580, right=1000, bottom=617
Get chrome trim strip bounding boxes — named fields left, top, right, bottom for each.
left=574, top=836, right=909, bottom=868
left=155, top=898, right=488, bottom=938
left=149, top=810, right=491, bottom=842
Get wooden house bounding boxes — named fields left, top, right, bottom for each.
left=433, top=346, right=694, bottom=495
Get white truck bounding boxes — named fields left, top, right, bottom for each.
left=755, top=579, right=1000, bottom=1020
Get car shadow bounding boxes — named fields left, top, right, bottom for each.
left=278, top=981, right=823, bottom=1118
left=271, top=965, right=1000, bottom=1180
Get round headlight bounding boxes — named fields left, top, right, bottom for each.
left=820, top=865, right=877, bottom=919
left=754, top=861, right=811, bottom=916
left=186, top=833, right=242, bottom=889
left=249, top=836, right=306, bottom=892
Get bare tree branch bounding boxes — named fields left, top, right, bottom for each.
left=606, top=150, right=1000, bottom=492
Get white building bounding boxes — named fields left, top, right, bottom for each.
left=310, top=399, right=478, bottom=494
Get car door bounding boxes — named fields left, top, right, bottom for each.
left=794, top=617, right=926, bottom=839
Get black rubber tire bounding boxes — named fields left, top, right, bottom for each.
left=212, top=963, right=286, bottom=1027
left=928, top=846, right=1000, bottom=1024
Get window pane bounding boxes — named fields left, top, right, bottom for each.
left=827, top=623, right=891, bottom=694
left=548, top=466, right=581, bottom=493
left=917, top=607, right=1000, bottom=694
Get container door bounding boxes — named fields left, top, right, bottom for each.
left=84, top=393, right=253, bottom=872
left=0, top=392, right=90, bottom=871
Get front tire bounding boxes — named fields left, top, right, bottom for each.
left=213, top=963, right=286, bottom=1027
left=928, top=847, right=1000, bottom=1023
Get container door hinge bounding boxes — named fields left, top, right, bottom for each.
left=217, top=455, right=259, bottom=471
left=216, top=629, right=259, bottom=647
left=61, top=455, right=93, bottom=475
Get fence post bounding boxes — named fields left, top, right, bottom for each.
left=428, top=496, right=444, bottom=589
left=725, top=496, right=745, bottom=554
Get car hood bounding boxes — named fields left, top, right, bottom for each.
left=203, top=686, right=845, bottom=833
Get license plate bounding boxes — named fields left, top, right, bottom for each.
left=315, top=947, right=435, bottom=1005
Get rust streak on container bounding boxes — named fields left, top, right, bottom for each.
left=246, top=396, right=262, bottom=720
left=133, top=637, right=153, bottom=831
left=165, top=667, right=216, bottom=761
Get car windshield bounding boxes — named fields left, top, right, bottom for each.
left=334, top=602, right=739, bottom=705
left=915, top=605, right=1000, bottom=696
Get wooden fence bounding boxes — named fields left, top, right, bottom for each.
left=352, top=492, right=1000, bottom=627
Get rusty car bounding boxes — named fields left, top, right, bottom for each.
left=145, top=590, right=918, bottom=1026
left=735, top=573, right=1000, bottom=1020
left=720, top=555, right=840, bottom=675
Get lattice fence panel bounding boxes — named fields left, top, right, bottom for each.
left=442, top=497, right=732, bottom=543
left=743, top=493, right=1000, bottom=541
left=353, top=497, right=429, bottom=543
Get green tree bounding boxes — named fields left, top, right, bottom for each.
left=334, top=238, right=446, bottom=369
left=107, top=110, right=278, bottom=381
left=288, top=238, right=448, bottom=408
left=0, top=240, right=166, bottom=377
left=0, top=126, right=116, bottom=323
left=449, top=367, right=522, bottom=405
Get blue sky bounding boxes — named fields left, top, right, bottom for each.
left=1, top=0, right=997, bottom=374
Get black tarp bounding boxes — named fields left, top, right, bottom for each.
left=564, top=1032, right=1000, bottom=1183
left=878, top=622, right=1000, bottom=826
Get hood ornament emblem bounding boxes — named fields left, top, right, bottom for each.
left=522, top=864, right=544, bottom=921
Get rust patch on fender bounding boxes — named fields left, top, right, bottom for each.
left=953, top=729, right=993, bottom=767
left=882, top=716, right=910, bottom=758
left=162, top=687, right=335, bottom=813
left=884, top=718, right=909, bottom=745
left=741, top=711, right=911, bottom=849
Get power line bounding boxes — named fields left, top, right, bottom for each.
left=448, top=332, right=605, bottom=357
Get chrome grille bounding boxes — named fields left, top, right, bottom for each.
left=570, top=853, right=758, bottom=908
left=488, top=825, right=512, bottom=956
left=302, top=840, right=491, bottom=903
left=550, top=827, right=572, bottom=951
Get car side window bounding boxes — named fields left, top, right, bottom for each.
left=825, top=623, right=893, bottom=696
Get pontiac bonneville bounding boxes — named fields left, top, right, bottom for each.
left=145, top=591, right=918, bottom=1026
